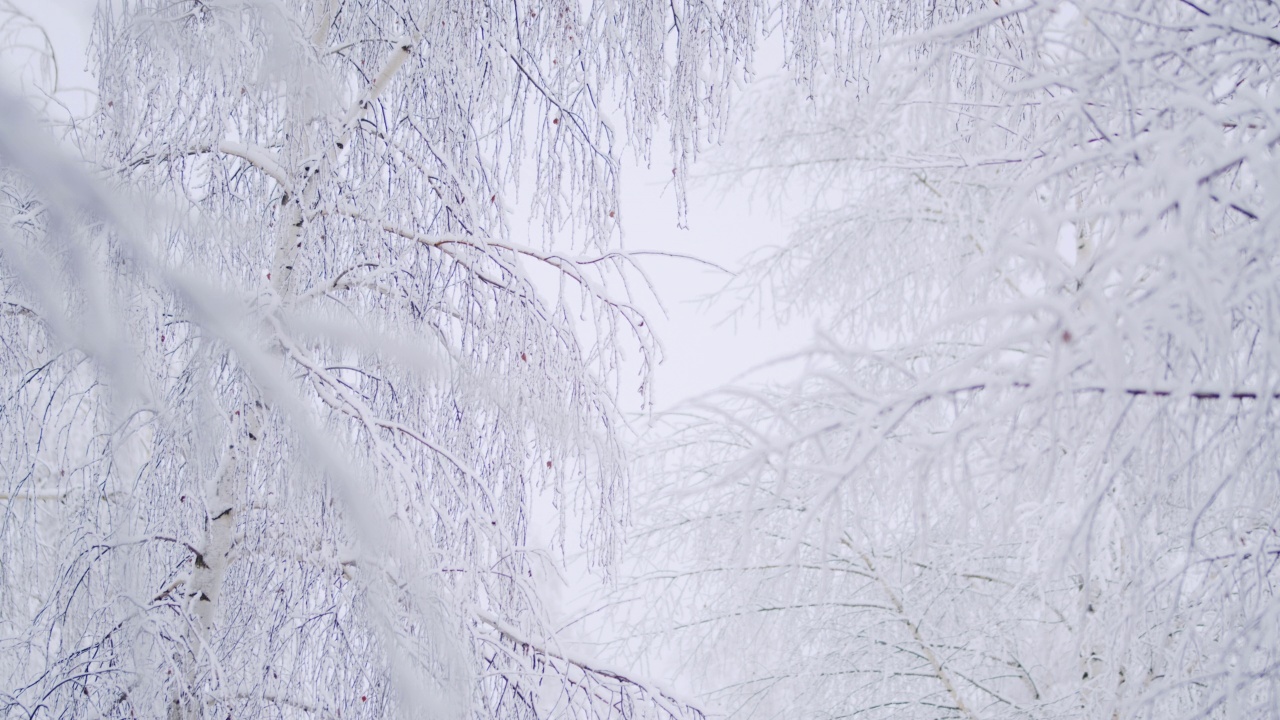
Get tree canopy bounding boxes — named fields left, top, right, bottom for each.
left=618, top=2, right=1280, bottom=719
left=3, top=1, right=1280, bottom=720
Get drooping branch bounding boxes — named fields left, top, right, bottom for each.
left=473, top=607, right=705, bottom=720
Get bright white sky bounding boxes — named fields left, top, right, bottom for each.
left=619, top=158, right=808, bottom=412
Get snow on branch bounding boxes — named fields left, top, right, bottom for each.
left=473, top=607, right=704, bottom=720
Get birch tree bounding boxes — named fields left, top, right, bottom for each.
left=0, top=0, right=860, bottom=717
left=620, top=2, right=1280, bottom=719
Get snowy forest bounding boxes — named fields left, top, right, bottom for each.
left=2, top=1, right=1279, bottom=718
